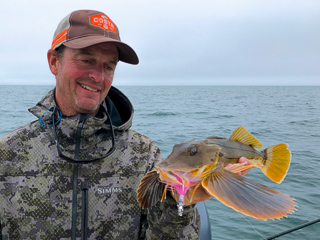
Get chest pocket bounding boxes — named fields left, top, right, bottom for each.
left=82, top=176, right=142, bottom=239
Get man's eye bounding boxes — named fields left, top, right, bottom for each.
left=105, top=66, right=115, bottom=75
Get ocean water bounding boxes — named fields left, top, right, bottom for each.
left=0, top=85, right=319, bottom=239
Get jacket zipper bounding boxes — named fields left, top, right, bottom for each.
left=71, top=114, right=87, bottom=240
left=81, top=183, right=89, bottom=240
left=71, top=163, right=79, bottom=240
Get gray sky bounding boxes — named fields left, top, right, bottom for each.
left=1, top=0, right=320, bottom=85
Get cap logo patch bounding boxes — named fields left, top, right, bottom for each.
left=89, top=14, right=117, bottom=33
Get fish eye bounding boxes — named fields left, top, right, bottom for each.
left=189, top=147, right=197, bottom=156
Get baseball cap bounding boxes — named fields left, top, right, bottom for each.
left=51, top=10, right=139, bottom=64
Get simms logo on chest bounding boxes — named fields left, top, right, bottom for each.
left=97, top=187, right=123, bottom=194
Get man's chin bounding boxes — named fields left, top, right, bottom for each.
left=76, top=102, right=100, bottom=116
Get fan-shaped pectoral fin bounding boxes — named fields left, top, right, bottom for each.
left=201, top=166, right=297, bottom=220
left=137, top=170, right=165, bottom=209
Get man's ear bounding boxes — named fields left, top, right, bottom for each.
left=47, top=49, right=59, bottom=75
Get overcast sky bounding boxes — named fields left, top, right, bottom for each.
left=1, top=0, right=319, bottom=85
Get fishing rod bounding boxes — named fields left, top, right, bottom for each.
left=264, top=217, right=320, bottom=240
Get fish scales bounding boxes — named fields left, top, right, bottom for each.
left=206, top=138, right=267, bottom=165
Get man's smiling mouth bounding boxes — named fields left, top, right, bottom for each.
left=79, top=83, right=99, bottom=92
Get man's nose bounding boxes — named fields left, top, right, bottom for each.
left=88, top=64, right=104, bottom=82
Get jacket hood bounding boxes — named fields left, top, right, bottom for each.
left=28, top=86, right=134, bottom=162
left=29, top=86, right=134, bottom=131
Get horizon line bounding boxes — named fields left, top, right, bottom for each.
left=1, top=84, right=320, bottom=87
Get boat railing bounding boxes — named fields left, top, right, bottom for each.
left=197, top=201, right=319, bottom=240
left=264, top=217, right=320, bottom=240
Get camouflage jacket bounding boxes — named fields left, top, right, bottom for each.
left=0, top=87, right=200, bottom=240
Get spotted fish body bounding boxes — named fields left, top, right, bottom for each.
left=137, top=126, right=296, bottom=220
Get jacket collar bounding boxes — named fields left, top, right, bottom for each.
left=28, top=86, right=134, bottom=131
left=28, top=86, right=134, bottom=162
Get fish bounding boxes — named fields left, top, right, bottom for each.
left=137, top=126, right=297, bottom=220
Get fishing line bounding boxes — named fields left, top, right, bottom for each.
left=236, top=211, right=267, bottom=240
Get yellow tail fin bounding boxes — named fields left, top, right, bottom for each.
left=261, top=143, right=291, bottom=183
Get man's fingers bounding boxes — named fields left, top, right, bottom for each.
left=237, top=157, right=251, bottom=176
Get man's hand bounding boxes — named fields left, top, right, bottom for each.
left=231, top=157, right=251, bottom=176
left=171, top=157, right=251, bottom=205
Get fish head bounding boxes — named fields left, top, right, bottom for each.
left=156, top=139, right=221, bottom=172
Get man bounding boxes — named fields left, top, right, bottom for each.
left=0, top=10, right=250, bottom=239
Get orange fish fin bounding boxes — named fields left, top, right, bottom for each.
left=137, top=170, right=165, bottom=209
left=229, top=126, right=263, bottom=149
left=201, top=166, right=297, bottom=220
left=261, top=143, right=291, bottom=183
left=161, top=185, right=169, bottom=202
left=190, top=183, right=201, bottom=203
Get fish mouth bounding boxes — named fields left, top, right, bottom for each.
left=158, top=164, right=215, bottom=186
left=155, top=162, right=202, bottom=172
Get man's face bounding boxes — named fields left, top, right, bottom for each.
left=52, top=43, right=119, bottom=116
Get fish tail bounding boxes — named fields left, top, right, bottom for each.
left=261, top=143, right=291, bottom=183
